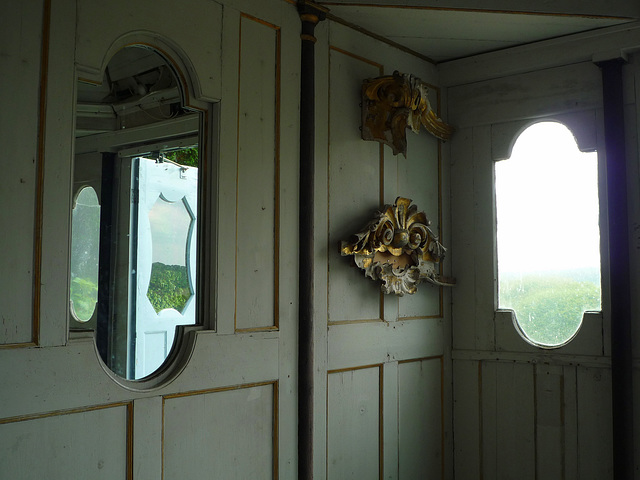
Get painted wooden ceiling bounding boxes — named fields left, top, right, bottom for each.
left=319, top=1, right=639, bottom=62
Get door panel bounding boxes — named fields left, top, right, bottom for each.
left=0, top=1, right=300, bottom=479
left=134, top=157, right=198, bottom=378
left=321, top=23, right=451, bottom=480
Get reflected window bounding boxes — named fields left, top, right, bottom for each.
left=495, top=122, right=601, bottom=347
left=147, top=195, right=194, bottom=314
left=70, top=186, right=101, bottom=322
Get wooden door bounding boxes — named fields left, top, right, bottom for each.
left=133, top=157, right=198, bottom=378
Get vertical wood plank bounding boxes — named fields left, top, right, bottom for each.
left=235, top=14, right=280, bottom=331
left=450, top=126, right=477, bottom=350
left=217, top=6, right=241, bottom=335
left=535, top=364, right=564, bottom=480
left=495, top=362, right=535, bottom=480
left=398, top=132, right=441, bottom=320
left=327, top=367, right=381, bottom=480
left=481, top=361, right=498, bottom=479
left=398, top=357, right=443, bottom=479
left=0, top=0, right=45, bottom=345
left=39, top=0, right=77, bottom=347
left=471, top=126, right=497, bottom=351
left=452, top=360, right=481, bottom=480
left=327, top=47, right=383, bottom=323
left=576, top=367, right=613, bottom=478
left=133, top=397, right=162, bottom=480
left=563, top=365, right=579, bottom=479
left=382, top=362, right=399, bottom=480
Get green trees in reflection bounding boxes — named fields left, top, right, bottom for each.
left=165, top=147, right=198, bottom=167
left=146, top=262, right=191, bottom=313
left=70, top=277, right=99, bottom=320
left=500, top=270, right=601, bottom=346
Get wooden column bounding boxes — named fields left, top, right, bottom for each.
left=297, top=2, right=326, bottom=479
left=597, top=57, right=635, bottom=480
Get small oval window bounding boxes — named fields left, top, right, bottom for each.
left=495, top=122, right=601, bottom=347
left=70, top=186, right=101, bottom=322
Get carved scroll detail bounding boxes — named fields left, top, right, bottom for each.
left=341, top=197, right=455, bottom=296
left=361, top=71, right=454, bottom=156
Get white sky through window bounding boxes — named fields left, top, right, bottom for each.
left=495, top=122, right=600, bottom=274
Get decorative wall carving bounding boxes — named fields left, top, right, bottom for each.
left=361, top=71, right=454, bottom=156
left=341, top=197, right=455, bottom=295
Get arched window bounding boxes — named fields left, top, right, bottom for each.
left=495, top=122, right=601, bottom=347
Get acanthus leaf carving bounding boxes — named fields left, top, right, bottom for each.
left=361, top=71, right=454, bottom=156
left=340, top=197, right=455, bottom=296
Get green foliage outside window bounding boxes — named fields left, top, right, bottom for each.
left=70, top=277, right=99, bottom=321
left=165, top=147, right=198, bottom=167
left=500, top=269, right=601, bottom=346
left=146, top=262, right=191, bottom=313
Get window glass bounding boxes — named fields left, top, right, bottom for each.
left=495, top=122, right=601, bottom=347
left=70, top=186, right=101, bottom=322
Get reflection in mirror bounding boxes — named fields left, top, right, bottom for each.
left=147, top=195, right=194, bottom=314
left=495, top=122, right=601, bottom=347
left=73, top=46, right=201, bottom=379
left=70, top=186, right=101, bottom=322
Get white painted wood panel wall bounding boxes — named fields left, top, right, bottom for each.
left=0, top=0, right=452, bottom=478
left=314, top=21, right=453, bottom=480
left=445, top=41, right=640, bottom=478
left=0, top=0, right=299, bottom=478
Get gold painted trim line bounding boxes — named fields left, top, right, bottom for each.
left=300, top=13, right=320, bottom=24
left=325, top=11, right=435, bottom=64
left=329, top=46, right=383, bottom=71
left=273, top=381, right=280, bottom=480
left=0, top=342, right=38, bottom=350
left=301, top=33, right=318, bottom=43
left=126, top=402, right=134, bottom=480
left=236, top=325, right=280, bottom=333
left=318, top=3, right=634, bottom=20
left=32, top=0, right=52, bottom=346
left=328, top=317, right=384, bottom=326
left=163, top=379, right=278, bottom=400
left=0, top=401, right=132, bottom=425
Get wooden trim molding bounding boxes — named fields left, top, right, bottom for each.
left=162, top=380, right=279, bottom=480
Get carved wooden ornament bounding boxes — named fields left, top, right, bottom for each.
left=361, top=71, right=454, bottom=156
left=340, top=197, right=455, bottom=296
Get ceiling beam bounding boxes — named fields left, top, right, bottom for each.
left=319, top=1, right=640, bottom=19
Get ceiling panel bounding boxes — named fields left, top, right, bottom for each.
left=322, top=5, right=635, bottom=62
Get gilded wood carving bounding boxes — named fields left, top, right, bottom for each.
left=341, top=197, right=455, bottom=296
left=361, top=71, right=454, bottom=156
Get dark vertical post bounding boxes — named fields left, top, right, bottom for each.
left=97, top=152, right=117, bottom=367
left=297, top=2, right=326, bottom=479
left=597, top=57, right=635, bottom=480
